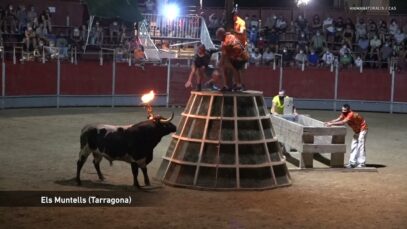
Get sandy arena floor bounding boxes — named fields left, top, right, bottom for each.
left=0, top=107, right=406, bottom=228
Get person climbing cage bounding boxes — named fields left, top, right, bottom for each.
left=185, top=44, right=220, bottom=91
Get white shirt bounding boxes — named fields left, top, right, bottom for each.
left=394, top=32, right=406, bottom=44
left=263, top=51, right=274, bottom=61
left=355, top=57, right=363, bottom=67
left=370, top=38, right=382, bottom=48
left=322, top=52, right=334, bottom=65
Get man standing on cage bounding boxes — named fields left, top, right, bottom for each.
left=216, top=27, right=249, bottom=91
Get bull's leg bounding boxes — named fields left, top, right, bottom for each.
left=92, top=152, right=104, bottom=181
left=131, top=163, right=141, bottom=188
left=140, top=167, right=150, bottom=186
left=76, top=145, right=91, bottom=186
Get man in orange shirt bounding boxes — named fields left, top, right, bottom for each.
left=326, top=104, right=368, bottom=168
left=216, top=27, right=249, bottom=91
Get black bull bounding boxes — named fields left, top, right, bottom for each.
left=76, top=114, right=176, bottom=187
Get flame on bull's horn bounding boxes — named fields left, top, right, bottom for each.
left=141, top=90, right=155, bottom=104
left=159, top=112, right=174, bottom=123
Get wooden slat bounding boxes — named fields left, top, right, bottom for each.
left=303, top=127, right=347, bottom=136
left=302, top=144, right=346, bottom=153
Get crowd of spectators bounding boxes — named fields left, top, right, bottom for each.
left=0, top=2, right=151, bottom=62
left=208, top=12, right=407, bottom=70
left=1, top=1, right=406, bottom=70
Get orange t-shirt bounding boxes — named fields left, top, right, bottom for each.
left=222, top=33, right=248, bottom=61
left=339, top=111, right=368, bottom=133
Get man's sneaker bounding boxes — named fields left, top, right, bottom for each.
left=356, top=164, right=366, bottom=168
left=232, top=84, right=245, bottom=92
left=220, top=86, right=231, bottom=92
left=205, top=82, right=219, bottom=91
left=344, top=163, right=356, bottom=168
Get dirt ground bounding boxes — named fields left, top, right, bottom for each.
left=0, top=107, right=406, bottom=229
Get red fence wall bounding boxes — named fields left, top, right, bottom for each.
left=2, top=62, right=407, bottom=106
left=115, top=64, right=167, bottom=95
left=337, top=69, right=391, bottom=101
left=5, top=61, right=57, bottom=96
left=60, top=61, right=112, bottom=95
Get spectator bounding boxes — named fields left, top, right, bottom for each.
left=71, top=26, right=82, bottom=48
left=402, top=20, right=407, bottom=34
left=23, top=25, right=37, bottom=51
left=208, top=13, right=219, bottom=37
left=294, top=14, right=308, bottom=34
left=367, top=19, right=377, bottom=39
left=249, top=48, right=262, bottom=66
left=308, top=49, right=319, bottom=66
left=267, top=28, right=279, bottom=50
left=262, top=47, right=274, bottom=65
left=56, top=33, right=69, bottom=58
left=370, top=35, right=382, bottom=54
left=80, top=24, right=87, bottom=44
left=389, top=19, right=399, bottom=35
left=321, top=48, right=335, bottom=66
left=335, top=17, right=345, bottom=42
left=4, top=4, right=17, bottom=33
left=275, top=15, right=287, bottom=33
left=0, top=7, right=4, bottom=34
left=378, top=20, right=388, bottom=41
left=250, top=15, right=259, bottom=29
left=256, top=36, right=266, bottom=53
left=248, top=25, right=257, bottom=46
left=294, top=49, right=307, bottom=68
left=323, top=15, right=335, bottom=41
left=45, top=40, right=59, bottom=59
left=380, top=42, right=393, bottom=66
left=354, top=56, right=363, bottom=68
left=339, top=44, right=352, bottom=67
left=16, top=5, right=27, bottom=34
left=310, top=31, right=326, bottom=54
left=394, top=29, right=406, bottom=45
left=355, top=18, right=367, bottom=41
left=311, top=14, right=322, bottom=34
left=27, top=5, right=37, bottom=24
left=145, top=0, right=155, bottom=14
left=120, top=23, right=128, bottom=44
left=357, top=35, right=370, bottom=59
left=43, top=9, right=52, bottom=33
left=109, top=20, right=120, bottom=44
left=343, top=24, right=354, bottom=47
left=93, top=21, right=104, bottom=46
left=297, top=31, right=308, bottom=53
left=345, top=17, right=355, bottom=30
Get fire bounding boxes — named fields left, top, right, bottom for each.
left=141, top=90, right=155, bottom=104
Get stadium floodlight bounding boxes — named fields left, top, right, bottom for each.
left=296, top=0, right=310, bottom=7
left=164, top=3, right=180, bottom=20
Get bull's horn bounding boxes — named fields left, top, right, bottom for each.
left=159, top=112, right=174, bottom=123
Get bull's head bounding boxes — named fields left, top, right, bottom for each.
left=152, top=112, right=177, bottom=134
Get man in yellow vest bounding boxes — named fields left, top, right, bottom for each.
left=271, top=89, right=297, bottom=115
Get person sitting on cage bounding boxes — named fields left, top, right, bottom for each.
left=185, top=44, right=220, bottom=91
left=216, top=27, right=249, bottom=91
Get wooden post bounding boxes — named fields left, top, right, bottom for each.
left=301, top=134, right=314, bottom=168
left=224, top=0, right=235, bottom=31
left=331, top=135, right=345, bottom=167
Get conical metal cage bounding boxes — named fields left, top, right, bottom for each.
left=157, top=91, right=291, bottom=190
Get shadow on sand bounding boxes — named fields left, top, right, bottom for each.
left=54, top=177, right=164, bottom=192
